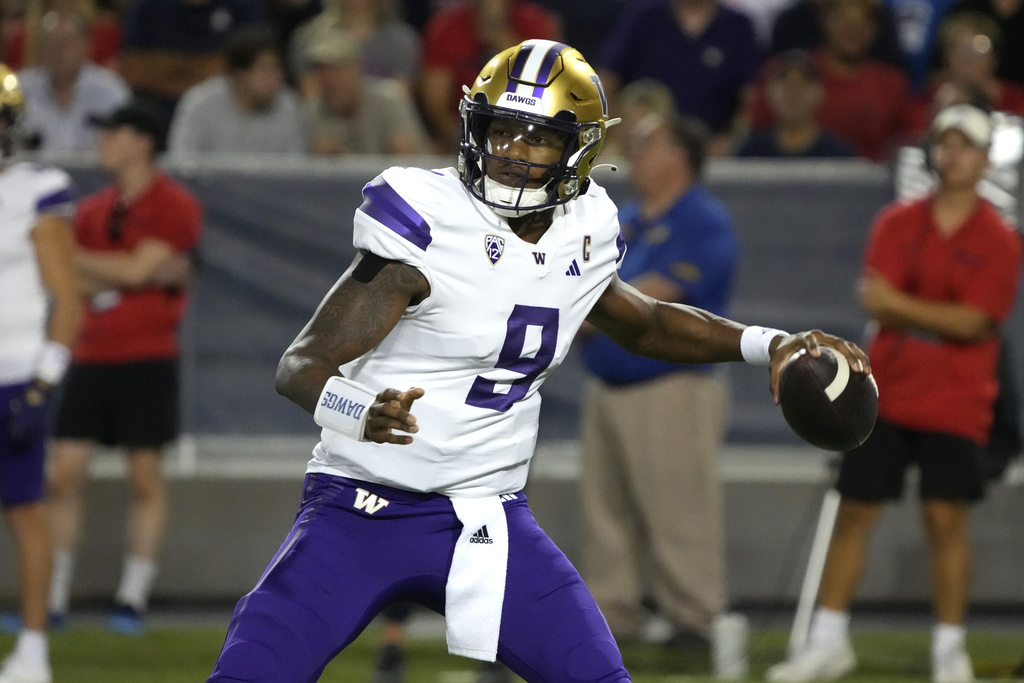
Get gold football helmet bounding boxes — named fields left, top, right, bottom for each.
left=0, top=65, right=25, bottom=156
left=459, top=40, right=612, bottom=216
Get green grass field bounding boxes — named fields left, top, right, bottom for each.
left=2, top=623, right=1022, bottom=682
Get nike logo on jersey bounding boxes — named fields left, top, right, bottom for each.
left=353, top=488, right=390, bottom=514
left=470, top=526, right=494, bottom=544
left=565, top=259, right=581, bottom=276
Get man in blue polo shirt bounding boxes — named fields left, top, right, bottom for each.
left=598, top=0, right=761, bottom=154
left=578, top=112, right=739, bottom=649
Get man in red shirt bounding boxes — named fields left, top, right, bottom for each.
left=768, top=104, right=1021, bottom=683
left=47, top=101, right=202, bottom=635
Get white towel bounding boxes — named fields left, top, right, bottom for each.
left=445, top=496, right=509, bottom=661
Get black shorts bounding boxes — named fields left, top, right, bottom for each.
left=836, top=418, right=987, bottom=503
left=53, top=359, right=179, bottom=448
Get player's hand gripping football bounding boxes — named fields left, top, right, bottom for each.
left=767, top=330, right=871, bottom=404
left=364, top=387, right=425, bottom=445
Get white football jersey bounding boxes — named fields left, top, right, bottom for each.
left=0, top=162, right=74, bottom=385
left=308, top=166, right=624, bottom=496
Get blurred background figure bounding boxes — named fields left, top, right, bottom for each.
left=3, top=0, right=121, bottom=72
left=18, top=8, right=130, bottom=152
left=0, top=66, right=80, bottom=683
left=598, top=0, right=761, bottom=156
left=47, top=100, right=202, bottom=636
left=602, top=78, right=677, bottom=157
left=290, top=0, right=420, bottom=96
left=304, top=29, right=428, bottom=156
left=117, top=0, right=265, bottom=119
left=736, top=49, right=855, bottom=157
left=886, top=0, right=956, bottom=92
left=941, top=0, right=1024, bottom=87
left=167, top=25, right=307, bottom=155
left=579, top=112, right=738, bottom=653
left=418, top=0, right=560, bottom=152
left=770, top=0, right=907, bottom=72
left=925, top=11, right=1024, bottom=117
left=767, top=104, right=1022, bottom=683
left=751, top=0, right=916, bottom=160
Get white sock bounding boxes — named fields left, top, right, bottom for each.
left=933, top=622, right=966, bottom=657
left=48, top=550, right=75, bottom=615
left=14, top=629, right=47, bottom=666
left=114, top=556, right=158, bottom=612
left=808, top=607, right=850, bottom=646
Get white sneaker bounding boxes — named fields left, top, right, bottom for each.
left=766, top=638, right=857, bottom=682
left=0, top=652, right=52, bottom=683
left=932, top=648, right=974, bottom=683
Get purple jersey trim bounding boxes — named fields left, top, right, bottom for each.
left=359, top=178, right=432, bottom=251
left=35, top=187, right=73, bottom=213
left=615, top=228, right=626, bottom=264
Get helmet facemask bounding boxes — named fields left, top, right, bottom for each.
left=460, top=96, right=602, bottom=218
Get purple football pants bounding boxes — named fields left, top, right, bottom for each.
left=0, top=382, right=46, bottom=509
left=207, top=473, right=630, bottom=683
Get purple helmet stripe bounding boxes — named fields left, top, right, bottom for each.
left=505, top=44, right=534, bottom=93
left=359, top=178, right=432, bottom=250
left=532, top=42, right=568, bottom=97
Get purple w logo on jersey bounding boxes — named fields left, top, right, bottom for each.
left=485, top=234, right=505, bottom=265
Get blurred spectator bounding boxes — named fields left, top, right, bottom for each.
left=722, top=0, right=792, bottom=46
left=290, top=0, right=420, bottom=96
left=263, top=0, right=322, bottom=84
left=538, top=0, right=624, bottom=59
left=925, top=11, right=1024, bottom=117
left=886, top=0, right=956, bottom=90
left=752, top=0, right=916, bottom=160
left=3, top=0, right=121, bottom=71
left=19, top=9, right=131, bottom=152
left=48, top=99, right=202, bottom=636
left=117, top=0, right=264, bottom=117
left=942, top=0, right=1024, bottom=86
left=167, top=25, right=307, bottom=155
left=580, top=112, right=738, bottom=651
left=771, top=0, right=908, bottom=72
left=305, top=30, right=428, bottom=155
left=602, top=78, right=677, bottom=157
left=419, top=0, right=560, bottom=152
left=599, top=0, right=761, bottom=156
left=736, top=49, right=856, bottom=157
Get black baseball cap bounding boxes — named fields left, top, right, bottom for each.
left=88, top=100, right=168, bottom=143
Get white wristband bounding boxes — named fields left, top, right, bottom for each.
left=34, top=341, right=72, bottom=385
left=314, top=376, right=378, bottom=441
left=740, top=326, right=788, bottom=366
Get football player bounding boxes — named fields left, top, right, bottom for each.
left=0, top=65, right=81, bottom=683
left=206, top=40, right=871, bottom=683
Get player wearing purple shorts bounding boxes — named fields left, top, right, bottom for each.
left=207, top=40, right=872, bottom=683
left=0, top=66, right=81, bottom=683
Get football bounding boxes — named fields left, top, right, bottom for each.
left=779, top=346, right=878, bottom=452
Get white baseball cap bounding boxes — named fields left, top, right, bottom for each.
left=931, top=104, right=992, bottom=147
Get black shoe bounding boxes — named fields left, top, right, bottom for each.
left=475, top=660, right=512, bottom=683
left=370, top=643, right=406, bottom=683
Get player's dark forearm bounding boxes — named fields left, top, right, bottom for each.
left=275, top=352, right=336, bottom=414
left=636, top=301, right=746, bottom=364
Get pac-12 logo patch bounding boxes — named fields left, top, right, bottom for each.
left=485, top=234, right=505, bottom=265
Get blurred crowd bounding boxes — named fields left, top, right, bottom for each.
left=3, top=0, right=1024, bottom=159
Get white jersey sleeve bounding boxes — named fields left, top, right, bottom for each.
left=0, top=163, right=75, bottom=385
left=352, top=166, right=448, bottom=278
